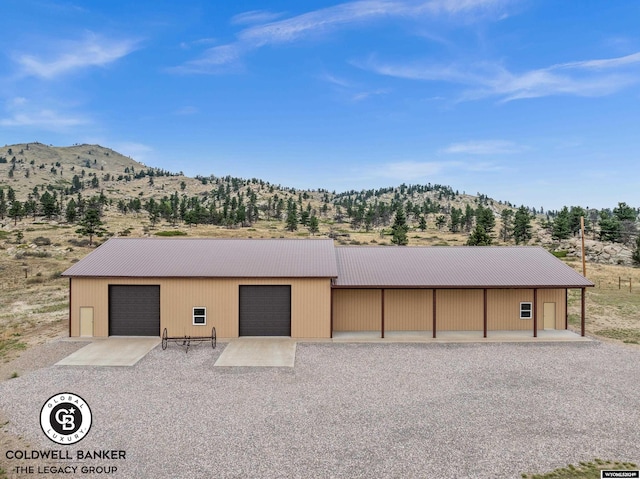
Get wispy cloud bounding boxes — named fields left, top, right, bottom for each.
left=14, top=32, right=139, bottom=79
left=173, top=0, right=512, bottom=74
left=112, top=142, right=154, bottom=165
left=231, top=10, right=285, bottom=26
left=0, top=109, right=88, bottom=130
left=362, top=51, right=640, bottom=101
left=442, top=140, right=524, bottom=155
left=174, top=106, right=198, bottom=116
left=364, top=158, right=503, bottom=181
left=352, top=88, right=390, bottom=101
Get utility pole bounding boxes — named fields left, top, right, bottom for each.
left=580, top=216, right=586, bottom=277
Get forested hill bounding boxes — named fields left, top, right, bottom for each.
left=0, top=143, right=638, bottom=265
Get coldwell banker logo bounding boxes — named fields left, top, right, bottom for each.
left=40, top=393, right=92, bottom=445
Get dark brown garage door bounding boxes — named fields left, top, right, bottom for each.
left=239, top=285, right=291, bottom=336
left=109, top=285, right=160, bottom=336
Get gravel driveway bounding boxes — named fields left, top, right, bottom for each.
left=1, top=341, right=639, bottom=478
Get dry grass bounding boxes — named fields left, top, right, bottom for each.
left=566, top=259, right=640, bottom=345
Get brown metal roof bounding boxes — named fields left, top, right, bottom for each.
left=62, top=238, right=338, bottom=278
left=334, top=246, right=594, bottom=288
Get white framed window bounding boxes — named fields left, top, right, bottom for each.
left=520, top=302, right=532, bottom=319
left=193, top=307, right=206, bottom=325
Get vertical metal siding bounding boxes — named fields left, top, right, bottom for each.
left=438, top=289, right=484, bottom=331
left=384, top=289, right=433, bottom=331
left=332, top=289, right=382, bottom=331
left=537, top=289, right=566, bottom=329
left=70, top=277, right=331, bottom=339
left=486, top=289, right=534, bottom=331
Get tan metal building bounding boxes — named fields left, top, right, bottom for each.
left=62, top=239, right=593, bottom=339
left=331, top=247, right=593, bottom=338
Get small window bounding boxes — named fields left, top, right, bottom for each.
left=520, top=302, right=532, bottom=319
left=193, top=307, right=206, bottom=325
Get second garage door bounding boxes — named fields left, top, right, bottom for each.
left=109, top=285, right=160, bottom=336
left=239, top=285, right=291, bottom=336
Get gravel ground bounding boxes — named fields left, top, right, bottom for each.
left=0, top=340, right=639, bottom=478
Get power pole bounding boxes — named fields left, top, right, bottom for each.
left=580, top=216, right=586, bottom=277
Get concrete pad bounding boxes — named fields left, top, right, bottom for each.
left=56, top=337, right=161, bottom=366
left=214, top=337, right=296, bottom=367
left=331, top=330, right=591, bottom=343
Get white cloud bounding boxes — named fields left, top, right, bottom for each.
left=374, top=160, right=448, bottom=179
left=173, top=0, right=513, bottom=73
left=175, top=106, right=198, bottom=116
left=112, top=142, right=154, bottom=165
left=362, top=51, right=640, bottom=101
left=352, top=88, right=390, bottom=101
left=0, top=109, right=88, bottom=130
left=442, top=140, right=523, bottom=155
left=231, top=10, right=285, bottom=26
left=14, top=33, right=139, bottom=79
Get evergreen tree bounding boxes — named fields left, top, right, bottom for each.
left=552, top=207, right=571, bottom=240
left=391, top=207, right=409, bottom=245
left=435, top=215, right=446, bottom=230
left=598, top=211, right=621, bottom=243
left=40, top=191, right=58, bottom=219
left=475, top=205, right=496, bottom=235
left=66, top=199, right=78, bottom=223
left=513, top=206, right=532, bottom=245
left=500, top=209, right=513, bottom=243
left=0, top=189, right=6, bottom=220
left=308, top=215, right=319, bottom=235
left=418, top=215, right=427, bottom=232
left=75, top=208, right=107, bottom=246
left=449, top=207, right=462, bottom=233
left=8, top=200, right=22, bottom=225
left=466, top=225, right=492, bottom=246
left=285, top=202, right=298, bottom=232
left=463, top=204, right=474, bottom=232
left=632, top=235, right=640, bottom=267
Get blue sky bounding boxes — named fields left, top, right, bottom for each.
left=1, top=0, right=639, bottom=211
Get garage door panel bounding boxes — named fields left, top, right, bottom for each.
left=239, top=285, right=291, bottom=336
left=109, top=285, right=160, bottom=336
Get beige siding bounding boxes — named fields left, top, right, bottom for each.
left=537, top=289, right=566, bottom=329
left=384, top=289, right=432, bottom=331
left=437, top=289, right=484, bottom=331
left=70, top=277, right=331, bottom=339
left=486, top=289, right=566, bottom=331
left=332, top=289, right=381, bottom=331
left=487, top=289, right=534, bottom=331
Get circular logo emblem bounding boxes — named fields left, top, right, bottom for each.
left=40, top=393, right=92, bottom=445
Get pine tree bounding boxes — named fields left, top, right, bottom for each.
left=435, top=215, right=446, bottom=230
left=308, top=215, right=319, bottom=235
left=632, top=235, right=640, bottom=267
left=449, top=207, right=462, bottom=233
left=418, top=215, right=427, bottom=232
left=475, top=205, right=496, bottom=235
left=466, top=225, right=492, bottom=246
left=500, top=209, right=513, bottom=243
left=552, top=207, right=571, bottom=240
left=286, top=202, right=298, bottom=232
left=513, top=206, right=532, bottom=245
left=8, top=200, right=22, bottom=225
left=66, top=199, right=78, bottom=223
left=40, top=191, right=58, bottom=219
left=75, top=208, right=106, bottom=246
left=391, top=207, right=409, bottom=245
left=0, top=189, right=6, bottom=220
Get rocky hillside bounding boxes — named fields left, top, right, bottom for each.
left=0, top=142, right=637, bottom=266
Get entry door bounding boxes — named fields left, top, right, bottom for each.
left=80, top=307, right=94, bottom=337
left=543, top=303, right=556, bottom=330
